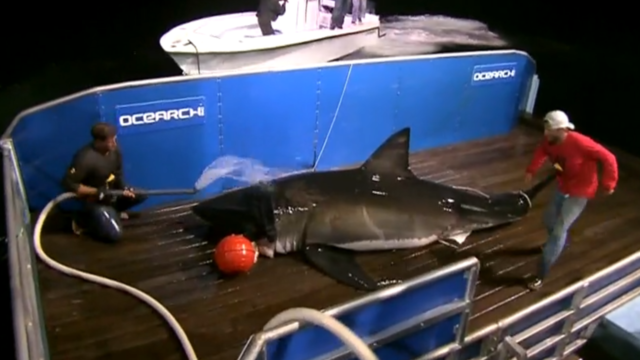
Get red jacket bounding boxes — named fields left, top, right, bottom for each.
left=526, top=131, right=618, bottom=199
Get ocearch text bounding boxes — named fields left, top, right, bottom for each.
left=473, top=69, right=516, bottom=81
left=119, top=106, right=205, bottom=127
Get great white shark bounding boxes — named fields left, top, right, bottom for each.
left=192, top=128, right=555, bottom=291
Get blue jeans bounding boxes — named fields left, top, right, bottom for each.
left=539, top=188, right=588, bottom=279
left=75, top=193, right=147, bottom=243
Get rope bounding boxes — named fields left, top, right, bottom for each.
left=314, top=64, right=353, bottom=171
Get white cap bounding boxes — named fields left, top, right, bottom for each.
left=544, top=110, right=574, bottom=130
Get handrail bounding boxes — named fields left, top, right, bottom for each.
left=2, top=139, right=49, bottom=360
left=466, top=250, right=640, bottom=345
left=6, top=139, right=30, bottom=225
left=262, top=257, right=479, bottom=343
left=4, top=143, right=29, bottom=360
left=236, top=248, right=640, bottom=360
left=238, top=257, right=480, bottom=359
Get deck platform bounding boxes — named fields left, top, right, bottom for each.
left=35, top=124, right=640, bottom=360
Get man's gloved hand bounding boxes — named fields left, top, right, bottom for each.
left=123, top=187, right=136, bottom=198
left=96, top=187, right=108, bottom=201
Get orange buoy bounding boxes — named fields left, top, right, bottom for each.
left=214, top=234, right=257, bottom=275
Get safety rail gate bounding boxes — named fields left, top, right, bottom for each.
left=238, top=251, right=640, bottom=360
left=3, top=139, right=49, bottom=360
left=4, top=135, right=640, bottom=360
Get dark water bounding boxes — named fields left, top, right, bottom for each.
left=1, top=1, right=637, bottom=359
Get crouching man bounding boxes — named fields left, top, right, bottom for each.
left=61, top=122, right=147, bottom=243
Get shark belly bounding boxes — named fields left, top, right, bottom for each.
left=262, top=208, right=310, bottom=257
left=258, top=234, right=303, bottom=258
left=333, top=235, right=440, bottom=251
left=304, top=200, right=458, bottom=251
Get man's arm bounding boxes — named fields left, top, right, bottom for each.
left=582, top=137, right=618, bottom=192
left=61, top=153, right=98, bottom=196
left=113, top=148, right=126, bottom=189
left=525, top=141, right=548, bottom=175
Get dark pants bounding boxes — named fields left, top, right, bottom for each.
left=331, top=0, right=349, bottom=29
left=75, top=194, right=147, bottom=243
left=257, top=16, right=275, bottom=36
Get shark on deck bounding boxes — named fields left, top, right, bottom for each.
left=192, top=128, right=554, bottom=291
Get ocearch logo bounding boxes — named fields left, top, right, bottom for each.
left=119, top=107, right=205, bottom=127
left=473, top=69, right=516, bottom=81
left=472, top=63, right=518, bottom=84
left=115, top=97, right=207, bottom=134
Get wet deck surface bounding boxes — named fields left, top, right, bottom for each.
left=36, top=124, right=640, bottom=360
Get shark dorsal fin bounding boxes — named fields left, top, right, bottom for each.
left=361, top=127, right=416, bottom=177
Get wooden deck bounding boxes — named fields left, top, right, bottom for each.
left=35, top=124, right=640, bottom=360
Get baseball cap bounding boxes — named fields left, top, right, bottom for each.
left=543, top=110, right=575, bottom=130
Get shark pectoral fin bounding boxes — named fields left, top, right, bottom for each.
left=448, top=231, right=472, bottom=245
left=303, top=244, right=379, bottom=291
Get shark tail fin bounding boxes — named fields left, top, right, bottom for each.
left=524, top=173, right=557, bottom=201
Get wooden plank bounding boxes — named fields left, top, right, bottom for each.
left=34, top=124, right=640, bottom=360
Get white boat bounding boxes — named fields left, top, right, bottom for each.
left=159, top=0, right=382, bottom=75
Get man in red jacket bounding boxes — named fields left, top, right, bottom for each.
left=524, top=110, right=618, bottom=290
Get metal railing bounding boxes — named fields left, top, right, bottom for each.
left=235, top=251, right=640, bottom=360
left=2, top=139, right=48, bottom=360
left=239, top=257, right=480, bottom=360
left=466, top=252, right=640, bottom=360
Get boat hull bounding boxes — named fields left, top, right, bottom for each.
left=165, top=26, right=381, bottom=75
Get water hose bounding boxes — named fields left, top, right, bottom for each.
left=263, top=307, right=378, bottom=360
left=35, top=194, right=377, bottom=360
left=105, top=188, right=197, bottom=196
left=33, top=193, right=198, bottom=360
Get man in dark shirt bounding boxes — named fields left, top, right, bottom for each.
left=61, top=122, right=147, bottom=243
left=257, top=0, right=287, bottom=36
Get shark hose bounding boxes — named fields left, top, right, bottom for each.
left=33, top=193, right=198, bottom=360
left=104, top=188, right=197, bottom=196
left=34, top=194, right=376, bottom=360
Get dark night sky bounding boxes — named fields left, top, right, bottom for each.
left=1, top=1, right=639, bottom=358
left=1, top=1, right=636, bottom=150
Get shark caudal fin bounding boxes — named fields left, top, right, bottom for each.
left=523, top=173, right=557, bottom=201
left=360, top=127, right=417, bottom=178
